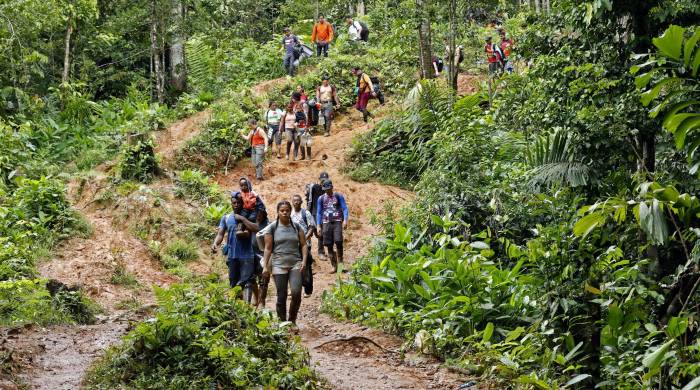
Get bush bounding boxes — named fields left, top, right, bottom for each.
left=119, top=136, right=159, bottom=183
left=174, top=169, right=223, bottom=205
left=85, top=281, right=323, bottom=389
left=160, top=239, right=199, bottom=269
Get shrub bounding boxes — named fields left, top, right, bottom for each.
left=163, top=239, right=199, bottom=265
left=85, top=281, right=323, bottom=389
left=174, top=169, right=223, bottom=205
left=119, top=136, right=158, bottom=183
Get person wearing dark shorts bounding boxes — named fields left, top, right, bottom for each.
left=316, top=180, right=349, bottom=273
left=307, top=172, right=330, bottom=258
left=211, top=192, right=259, bottom=303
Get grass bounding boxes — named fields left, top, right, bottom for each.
left=110, top=262, right=139, bottom=287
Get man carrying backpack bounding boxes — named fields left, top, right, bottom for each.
left=306, top=172, right=329, bottom=259
left=499, top=29, right=514, bottom=73
left=291, top=194, right=316, bottom=296
left=346, top=18, right=369, bottom=42
left=316, top=75, right=340, bottom=136
left=311, top=16, right=334, bottom=58
left=351, top=66, right=376, bottom=123
left=282, top=27, right=300, bottom=76
left=316, top=180, right=349, bottom=273
left=211, top=192, right=260, bottom=303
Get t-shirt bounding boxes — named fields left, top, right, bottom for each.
left=282, top=34, right=299, bottom=55
left=316, top=193, right=349, bottom=224
left=291, top=208, right=315, bottom=245
left=266, top=109, right=284, bottom=125
left=251, top=127, right=266, bottom=146
left=219, top=214, right=254, bottom=260
left=319, top=85, right=334, bottom=102
left=268, top=222, right=302, bottom=271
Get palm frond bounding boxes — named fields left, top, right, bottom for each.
left=526, top=129, right=591, bottom=188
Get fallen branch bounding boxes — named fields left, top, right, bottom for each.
left=314, top=336, right=392, bottom=353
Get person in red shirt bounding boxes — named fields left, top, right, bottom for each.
left=245, top=118, right=268, bottom=180
left=311, top=16, right=334, bottom=57
left=499, top=29, right=514, bottom=73
left=485, top=36, right=500, bottom=74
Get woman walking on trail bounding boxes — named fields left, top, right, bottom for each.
left=280, top=104, right=299, bottom=160
left=265, top=101, right=284, bottom=159
left=245, top=119, right=268, bottom=180
left=262, top=200, right=308, bottom=327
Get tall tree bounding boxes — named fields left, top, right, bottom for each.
left=151, top=0, right=165, bottom=103
left=170, top=0, right=186, bottom=92
left=416, top=0, right=433, bottom=79
left=59, top=0, right=97, bottom=84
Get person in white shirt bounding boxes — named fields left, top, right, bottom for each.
left=264, top=101, right=284, bottom=158
left=346, top=18, right=368, bottom=42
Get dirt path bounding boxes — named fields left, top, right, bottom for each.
left=214, top=111, right=468, bottom=389
left=4, top=78, right=471, bottom=389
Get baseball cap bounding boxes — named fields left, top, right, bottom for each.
left=321, top=180, right=333, bottom=190
left=319, top=172, right=330, bottom=180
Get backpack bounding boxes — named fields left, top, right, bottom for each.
left=306, top=183, right=324, bottom=212
left=358, top=21, right=369, bottom=41
left=369, top=76, right=385, bottom=105
left=435, top=58, right=444, bottom=72
left=358, top=21, right=368, bottom=32
left=458, top=48, right=464, bottom=64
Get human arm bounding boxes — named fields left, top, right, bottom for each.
left=305, top=210, right=316, bottom=241
left=329, top=24, right=334, bottom=42
left=316, top=196, right=323, bottom=229
left=298, top=228, right=308, bottom=273
left=339, top=194, right=349, bottom=229
left=333, top=87, right=340, bottom=106
left=260, top=128, right=269, bottom=151
left=234, top=213, right=259, bottom=233
left=432, top=60, right=439, bottom=76
left=311, top=24, right=317, bottom=43
left=211, top=217, right=226, bottom=253
left=262, top=233, right=273, bottom=277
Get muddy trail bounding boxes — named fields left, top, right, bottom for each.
left=4, top=77, right=472, bottom=389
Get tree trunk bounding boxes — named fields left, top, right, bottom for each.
left=357, top=0, right=365, bottom=16
left=151, top=1, right=164, bottom=104
left=170, top=1, right=186, bottom=92
left=62, top=16, right=73, bottom=84
left=534, top=0, right=540, bottom=13
left=447, top=0, right=458, bottom=91
left=416, top=0, right=433, bottom=79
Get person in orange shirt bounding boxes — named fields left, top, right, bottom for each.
left=311, top=16, right=334, bottom=58
left=244, top=118, right=269, bottom=180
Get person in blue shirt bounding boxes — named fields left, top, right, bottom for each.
left=211, top=191, right=260, bottom=303
left=316, top=180, right=349, bottom=273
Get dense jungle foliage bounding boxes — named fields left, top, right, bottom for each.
left=325, top=1, right=700, bottom=389
left=2, top=0, right=700, bottom=388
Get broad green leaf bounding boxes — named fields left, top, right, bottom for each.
left=681, top=376, right=700, bottom=390
left=652, top=25, right=685, bottom=60
left=641, top=78, right=680, bottom=106
left=642, top=339, right=674, bottom=370
left=565, top=374, right=591, bottom=387
left=585, top=283, right=602, bottom=295
left=608, top=304, right=623, bottom=329
left=684, top=30, right=700, bottom=67
left=634, top=71, right=655, bottom=89
left=504, top=327, right=525, bottom=343
left=470, top=241, right=490, bottom=250
left=667, top=316, right=688, bottom=338
left=482, top=322, right=494, bottom=343
left=573, top=212, right=606, bottom=237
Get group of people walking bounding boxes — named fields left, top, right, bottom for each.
left=485, top=28, right=514, bottom=74
left=211, top=172, right=349, bottom=329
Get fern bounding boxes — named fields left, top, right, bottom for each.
left=526, top=129, right=591, bottom=188
left=185, top=35, right=217, bottom=93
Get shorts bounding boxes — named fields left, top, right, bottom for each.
left=488, top=62, right=499, bottom=73
left=268, top=124, right=281, bottom=146
left=322, top=221, right=343, bottom=245
left=356, top=92, right=371, bottom=111
left=285, top=128, right=298, bottom=142
left=227, top=258, right=256, bottom=288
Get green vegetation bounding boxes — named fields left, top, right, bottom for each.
left=86, top=280, right=322, bottom=389
left=174, top=169, right=224, bottom=205
left=324, top=2, right=700, bottom=389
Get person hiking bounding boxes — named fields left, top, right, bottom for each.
left=485, top=36, right=504, bottom=74
left=311, top=16, right=334, bottom=57
left=298, top=104, right=312, bottom=160
left=316, top=180, right=349, bottom=273
left=237, top=177, right=265, bottom=234
left=346, top=18, right=368, bottom=42
left=443, top=37, right=464, bottom=86
left=262, top=200, right=308, bottom=327
left=265, top=101, right=284, bottom=159
left=499, top=29, right=514, bottom=73
left=280, top=104, right=300, bottom=160
left=432, top=55, right=444, bottom=77
left=244, top=118, right=268, bottom=180
left=212, top=192, right=260, bottom=303
left=306, top=172, right=329, bottom=259
left=351, top=67, right=376, bottom=123
left=316, top=75, right=339, bottom=136
left=282, top=27, right=300, bottom=76
left=291, top=194, right=316, bottom=297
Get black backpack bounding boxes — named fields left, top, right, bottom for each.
left=358, top=21, right=369, bottom=41
left=435, top=58, right=444, bottom=72
left=369, top=76, right=385, bottom=105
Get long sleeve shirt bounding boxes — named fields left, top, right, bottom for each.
left=316, top=192, right=349, bottom=224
